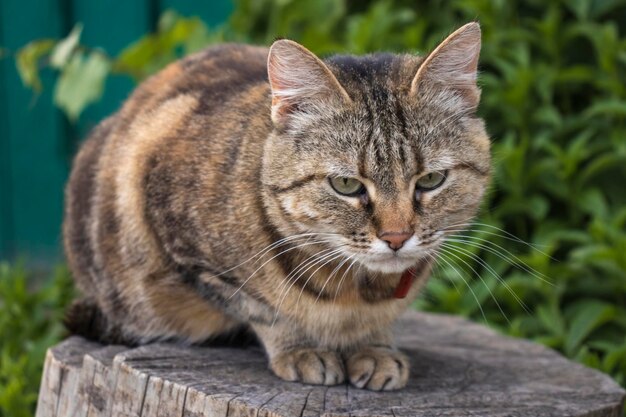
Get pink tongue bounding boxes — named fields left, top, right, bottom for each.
left=394, top=268, right=415, bottom=299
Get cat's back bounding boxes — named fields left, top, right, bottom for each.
left=119, top=43, right=270, bottom=126
left=64, top=44, right=273, bottom=313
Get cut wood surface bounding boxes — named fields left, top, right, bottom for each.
left=36, top=311, right=625, bottom=417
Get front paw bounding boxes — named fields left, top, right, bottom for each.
left=346, top=347, right=409, bottom=391
left=270, top=349, right=345, bottom=386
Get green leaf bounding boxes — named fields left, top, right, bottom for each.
left=584, top=99, right=626, bottom=119
left=537, top=303, right=565, bottom=338
left=15, top=39, right=55, bottom=92
left=564, top=0, right=591, bottom=20
left=114, top=10, right=212, bottom=80
left=578, top=188, right=609, bottom=219
left=565, top=300, right=617, bottom=355
left=575, top=345, right=603, bottom=370
left=579, top=153, right=626, bottom=186
left=53, top=51, right=110, bottom=121
left=50, top=23, right=83, bottom=69
left=603, top=343, right=626, bottom=372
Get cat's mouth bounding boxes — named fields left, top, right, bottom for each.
left=350, top=232, right=443, bottom=274
left=358, top=252, right=426, bottom=274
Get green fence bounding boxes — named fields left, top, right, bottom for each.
left=0, top=0, right=232, bottom=265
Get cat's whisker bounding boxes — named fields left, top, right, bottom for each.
left=441, top=227, right=541, bottom=255
left=438, top=221, right=475, bottom=232
left=333, top=256, right=358, bottom=304
left=439, top=242, right=513, bottom=322
left=423, top=251, right=461, bottom=294
left=228, top=239, right=340, bottom=299
left=278, top=248, right=336, bottom=300
left=441, top=220, right=555, bottom=258
left=281, top=248, right=345, bottom=302
left=247, top=232, right=342, bottom=266
left=315, top=254, right=352, bottom=305
left=215, top=232, right=340, bottom=277
left=270, top=247, right=339, bottom=328
left=436, top=219, right=555, bottom=285
left=441, top=242, right=531, bottom=315
left=462, top=221, right=555, bottom=256
left=274, top=246, right=340, bottom=296
left=444, top=235, right=553, bottom=287
left=433, top=250, right=488, bottom=323
left=294, top=252, right=346, bottom=314
left=271, top=247, right=341, bottom=328
left=272, top=248, right=346, bottom=327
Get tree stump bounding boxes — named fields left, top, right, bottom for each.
left=35, top=311, right=625, bottom=417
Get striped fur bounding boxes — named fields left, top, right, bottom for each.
left=64, top=23, right=490, bottom=390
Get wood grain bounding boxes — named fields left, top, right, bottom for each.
left=35, top=311, right=626, bottom=417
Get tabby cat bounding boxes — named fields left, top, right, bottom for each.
left=63, top=22, right=490, bottom=391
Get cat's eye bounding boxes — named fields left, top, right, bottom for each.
left=329, top=177, right=365, bottom=196
left=416, top=171, right=447, bottom=191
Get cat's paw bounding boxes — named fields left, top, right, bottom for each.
left=346, top=347, right=409, bottom=391
left=270, top=349, right=345, bottom=386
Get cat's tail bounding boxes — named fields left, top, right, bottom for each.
left=64, top=298, right=136, bottom=346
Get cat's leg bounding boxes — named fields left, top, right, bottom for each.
left=252, top=321, right=346, bottom=386
left=344, top=328, right=409, bottom=391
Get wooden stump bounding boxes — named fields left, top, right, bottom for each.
left=35, top=311, right=625, bottom=417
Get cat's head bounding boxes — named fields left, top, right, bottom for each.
left=262, top=23, right=490, bottom=274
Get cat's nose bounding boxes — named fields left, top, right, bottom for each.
left=378, top=231, right=412, bottom=251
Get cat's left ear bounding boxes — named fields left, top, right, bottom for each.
left=410, top=22, right=481, bottom=111
left=268, top=39, right=352, bottom=126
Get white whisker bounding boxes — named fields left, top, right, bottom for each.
left=333, top=256, right=358, bottom=303
left=228, top=238, right=340, bottom=299
left=444, top=235, right=553, bottom=287
left=435, top=250, right=488, bottom=323
left=441, top=242, right=531, bottom=315
left=294, top=252, right=345, bottom=314
left=272, top=248, right=346, bottom=326
left=315, top=254, right=352, bottom=305
left=424, top=250, right=460, bottom=293
left=440, top=242, right=511, bottom=322
left=271, top=247, right=340, bottom=327
left=216, top=232, right=340, bottom=277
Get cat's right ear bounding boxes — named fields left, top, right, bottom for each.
left=267, top=40, right=351, bottom=127
left=410, top=22, right=482, bottom=112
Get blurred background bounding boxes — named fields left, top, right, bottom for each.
left=0, top=0, right=625, bottom=415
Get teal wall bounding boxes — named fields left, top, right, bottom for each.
left=0, top=0, right=232, bottom=266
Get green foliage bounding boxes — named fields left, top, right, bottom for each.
left=49, top=24, right=83, bottom=69
left=13, top=11, right=222, bottom=120
left=54, top=51, right=110, bottom=121
left=4, top=0, right=626, bottom=413
left=0, top=263, right=74, bottom=417
left=114, top=10, right=223, bottom=81
left=15, top=40, right=56, bottom=92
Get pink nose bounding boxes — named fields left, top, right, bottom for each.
left=379, top=231, right=412, bottom=251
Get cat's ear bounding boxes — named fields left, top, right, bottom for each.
left=268, top=39, right=351, bottom=126
left=410, top=22, right=481, bottom=111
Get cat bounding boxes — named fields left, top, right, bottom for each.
left=63, top=22, right=490, bottom=391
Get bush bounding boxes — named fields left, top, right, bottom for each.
left=4, top=0, right=626, bottom=415
left=0, top=264, right=73, bottom=417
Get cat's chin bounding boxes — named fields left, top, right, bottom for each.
left=360, top=256, right=421, bottom=274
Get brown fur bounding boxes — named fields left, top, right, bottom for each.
left=64, top=23, right=490, bottom=390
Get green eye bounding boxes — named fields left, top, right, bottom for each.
left=416, top=171, right=447, bottom=191
left=329, top=177, right=365, bottom=196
